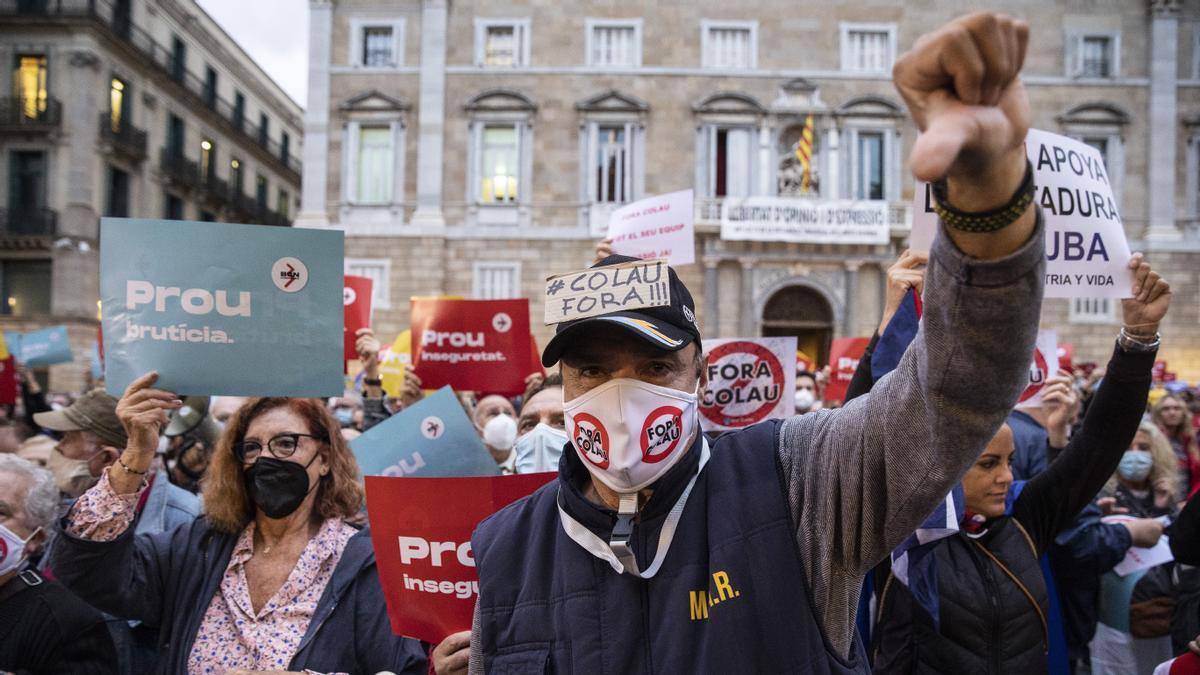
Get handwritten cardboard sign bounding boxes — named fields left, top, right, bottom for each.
left=700, top=337, right=796, bottom=431
left=544, top=259, right=670, bottom=325
left=911, top=129, right=1134, bottom=299
left=366, top=472, right=556, bottom=643
left=607, top=190, right=695, bottom=266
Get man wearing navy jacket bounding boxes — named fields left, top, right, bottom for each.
left=468, top=12, right=1043, bottom=673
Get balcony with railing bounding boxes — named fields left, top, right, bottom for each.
left=2, top=0, right=301, bottom=182
left=0, top=97, right=62, bottom=134
left=98, top=114, right=147, bottom=162
left=0, top=207, right=57, bottom=241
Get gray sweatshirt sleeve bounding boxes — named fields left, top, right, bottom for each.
left=468, top=600, right=483, bottom=675
left=778, top=212, right=1046, bottom=658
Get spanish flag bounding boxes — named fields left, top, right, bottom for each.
left=794, top=113, right=815, bottom=193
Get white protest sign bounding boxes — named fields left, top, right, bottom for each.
left=910, top=129, right=1134, bottom=299
left=699, top=337, right=797, bottom=432
left=1015, top=329, right=1058, bottom=410
left=1102, top=516, right=1175, bottom=576
left=607, top=190, right=695, bottom=266
left=721, top=198, right=889, bottom=245
left=544, top=259, right=670, bottom=325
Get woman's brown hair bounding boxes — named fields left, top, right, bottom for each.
left=202, top=397, right=364, bottom=533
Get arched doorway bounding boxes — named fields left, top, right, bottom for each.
left=760, top=285, right=834, bottom=366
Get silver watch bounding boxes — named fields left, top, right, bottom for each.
left=1117, top=329, right=1160, bottom=352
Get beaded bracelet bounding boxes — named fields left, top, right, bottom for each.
left=930, top=159, right=1035, bottom=233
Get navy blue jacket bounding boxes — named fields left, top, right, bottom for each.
left=1008, top=409, right=1048, bottom=481
left=472, top=419, right=869, bottom=674
left=50, top=515, right=427, bottom=674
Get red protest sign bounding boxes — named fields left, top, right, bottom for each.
left=411, top=298, right=533, bottom=395
left=825, top=337, right=870, bottom=403
left=0, top=357, right=16, bottom=405
left=1153, top=360, right=1168, bottom=385
left=344, top=276, right=374, bottom=364
left=1057, top=344, right=1073, bottom=372
left=366, top=473, right=555, bottom=643
left=700, top=337, right=795, bottom=431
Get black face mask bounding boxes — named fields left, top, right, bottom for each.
left=243, top=455, right=318, bottom=519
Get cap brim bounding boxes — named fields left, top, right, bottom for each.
left=33, top=409, right=87, bottom=433
left=542, top=311, right=694, bottom=367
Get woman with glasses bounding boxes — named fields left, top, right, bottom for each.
left=49, top=372, right=427, bottom=675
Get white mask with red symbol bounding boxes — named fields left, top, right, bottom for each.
left=563, top=378, right=699, bottom=493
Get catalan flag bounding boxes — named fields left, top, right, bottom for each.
left=794, top=113, right=815, bottom=193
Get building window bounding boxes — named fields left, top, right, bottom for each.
left=109, top=76, right=128, bottom=133
left=478, top=125, right=520, bottom=204
left=586, top=19, right=641, bottom=67
left=356, top=126, right=395, bottom=204
left=106, top=166, right=129, bottom=217
left=164, top=193, right=184, bottom=220
left=701, top=21, right=756, bottom=69
left=855, top=131, right=885, bottom=200
left=1069, top=32, right=1119, bottom=78
left=1069, top=297, right=1116, bottom=324
left=277, top=189, right=290, bottom=218
left=199, top=210, right=215, bottom=222
left=14, top=54, right=48, bottom=119
left=203, top=65, right=217, bottom=107
left=475, top=19, right=531, bottom=67
left=233, top=91, right=245, bottom=130
left=255, top=174, right=268, bottom=209
left=591, top=124, right=635, bottom=204
left=472, top=261, right=521, bottom=299
left=170, top=35, right=186, bottom=82
left=8, top=151, right=48, bottom=229
left=258, top=113, right=269, bottom=147
left=345, top=258, right=392, bottom=308
left=166, top=113, right=185, bottom=159
left=281, top=132, right=290, bottom=165
left=841, top=23, right=896, bottom=74
left=230, top=158, right=243, bottom=193
left=199, top=139, right=215, bottom=181
left=0, top=260, right=51, bottom=317
left=701, top=126, right=755, bottom=198
left=349, top=19, right=405, bottom=68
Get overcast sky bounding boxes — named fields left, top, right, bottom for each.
left=197, top=0, right=309, bottom=108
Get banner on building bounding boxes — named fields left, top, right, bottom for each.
left=1016, top=329, right=1058, bottom=409
left=607, top=189, right=696, bottom=266
left=720, top=198, right=890, bottom=245
left=412, top=298, right=533, bottom=395
left=366, top=472, right=556, bottom=643
left=700, top=337, right=797, bottom=432
left=352, top=386, right=498, bottom=478
left=99, top=218, right=344, bottom=396
left=911, top=129, right=1134, bottom=299
left=825, top=337, right=872, bottom=402
left=343, top=275, right=374, bottom=364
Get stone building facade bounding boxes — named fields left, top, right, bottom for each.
left=301, top=0, right=1200, bottom=383
left=0, top=0, right=302, bottom=391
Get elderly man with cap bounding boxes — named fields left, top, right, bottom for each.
left=37, top=389, right=199, bottom=674
left=457, top=13, right=1045, bottom=675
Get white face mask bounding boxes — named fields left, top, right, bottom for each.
left=482, top=413, right=518, bottom=451
left=47, top=448, right=97, bottom=498
left=514, top=423, right=568, bottom=474
left=794, top=389, right=816, bottom=412
left=563, top=378, right=699, bottom=493
left=0, top=523, right=41, bottom=576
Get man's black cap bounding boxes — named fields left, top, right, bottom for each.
left=541, top=254, right=702, bottom=367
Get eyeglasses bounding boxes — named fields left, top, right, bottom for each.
left=233, top=433, right=324, bottom=462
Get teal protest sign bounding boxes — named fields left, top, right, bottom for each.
left=352, top=386, right=499, bottom=478
left=4, top=326, right=74, bottom=367
left=100, top=218, right=344, bottom=396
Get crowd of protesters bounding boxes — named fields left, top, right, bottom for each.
left=3, top=10, right=1200, bottom=675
